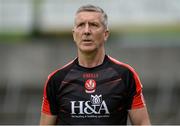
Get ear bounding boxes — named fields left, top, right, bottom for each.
left=104, top=30, right=109, bottom=41
left=72, top=28, right=76, bottom=42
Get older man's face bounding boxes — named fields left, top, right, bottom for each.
left=73, top=11, right=109, bottom=53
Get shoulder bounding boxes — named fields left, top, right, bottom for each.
left=107, top=55, right=137, bottom=74
left=107, top=55, right=142, bottom=92
left=47, top=58, right=76, bottom=81
left=43, top=58, right=77, bottom=96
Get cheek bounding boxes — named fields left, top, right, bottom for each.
left=95, top=32, right=106, bottom=41
left=73, top=32, right=80, bottom=42
left=74, top=32, right=82, bottom=39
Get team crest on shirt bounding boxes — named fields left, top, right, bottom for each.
left=85, top=79, right=96, bottom=93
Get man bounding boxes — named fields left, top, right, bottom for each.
left=40, top=4, right=151, bottom=125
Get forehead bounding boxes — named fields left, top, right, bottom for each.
left=75, top=11, right=102, bottom=23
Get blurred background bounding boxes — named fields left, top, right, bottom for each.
left=0, top=0, right=180, bottom=124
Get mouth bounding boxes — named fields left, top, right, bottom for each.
left=81, top=39, right=94, bottom=46
left=82, top=39, right=93, bottom=43
left=82, top=39, right=92, bottom=42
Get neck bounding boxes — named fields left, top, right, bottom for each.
left=78, top=49, right=105, bottom=68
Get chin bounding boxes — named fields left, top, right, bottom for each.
left=79, top=47, right=97, bottom=53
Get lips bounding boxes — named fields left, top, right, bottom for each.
left=82, top=38, right=93, bottom=43
left=81, top=39, right=93, bottom=46
left=83, top=40, right=92, bottom=42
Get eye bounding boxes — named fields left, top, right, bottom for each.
left=91, top=23, right=98, bottom=27
left=76, top=23, right=84, bottom=28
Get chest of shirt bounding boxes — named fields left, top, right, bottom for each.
left=55, top=70, right=129, bottom=115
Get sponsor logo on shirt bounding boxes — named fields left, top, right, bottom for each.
left=70, top=94, right=110, bottom=118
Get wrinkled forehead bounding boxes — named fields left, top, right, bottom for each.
left=74, top=11, right=103, bottom=24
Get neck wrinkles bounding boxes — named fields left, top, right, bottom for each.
left=78, top=49, right=105, bottom=68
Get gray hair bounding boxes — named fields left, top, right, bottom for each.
left=75, top=4, right=108, bottom=30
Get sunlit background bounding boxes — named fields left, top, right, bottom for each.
left=0, top=0, right=180, bottom=124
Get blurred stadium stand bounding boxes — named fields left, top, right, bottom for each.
left=0, top=0, right=180, bottom=124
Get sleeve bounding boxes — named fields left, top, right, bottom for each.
left=41, top=74, right=58, bottom=115
left=126, top=68, right=146, bottom=110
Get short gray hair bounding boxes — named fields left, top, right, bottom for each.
left=75, top=4, right=108, bottom=30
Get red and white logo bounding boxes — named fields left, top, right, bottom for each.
left=85, top=79, right=96, bottom=93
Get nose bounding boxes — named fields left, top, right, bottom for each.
left=83, top=24, right=91, bottom=35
